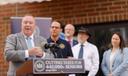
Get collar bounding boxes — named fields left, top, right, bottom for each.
left=48, top=37, right=61, bottom=43
left=78, top=41, right=88, bottom=46
left=23, top=33, right=34, bottom=40
left=65, top=38, right=73, bottom=41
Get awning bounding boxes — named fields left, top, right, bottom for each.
left=0, top=0, right=51, bottom=5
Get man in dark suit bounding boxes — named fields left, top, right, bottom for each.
left=64, top=24, right=78, bottom=76
left=47, top=21, right=73, bottom=58
left=4, top=14, right=53, bottom=76
left=64, top=24, right=78, bottom=47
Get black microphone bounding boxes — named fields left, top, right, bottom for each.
left=44, top=43, right=59, bottom=49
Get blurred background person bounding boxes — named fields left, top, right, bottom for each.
left=101, top=32, right=128, bottom=76
left=4, top=15, right=53, bottom=76
left=59, top=32, right=65, bottom=40
left=64, top=24, right=78, bottom=47
left=64, top=24, right=78, bottom=76
left=72, top=27, right=99, bottom=76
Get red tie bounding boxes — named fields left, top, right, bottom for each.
left=67, top=39, right=71, bottom=46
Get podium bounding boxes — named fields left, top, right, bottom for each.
left=16, top=59, right=85, bottom=76
left=16, top=60, right=33, bottom=76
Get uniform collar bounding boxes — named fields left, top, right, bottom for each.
left=48, top=37, right=62, bottom=43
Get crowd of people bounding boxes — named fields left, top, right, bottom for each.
left=4, top=14, right=128, bottom=76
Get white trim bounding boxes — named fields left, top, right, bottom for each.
left=0, top=0, right=52, bottom=5
left=10, top=17, right=52, bottom=20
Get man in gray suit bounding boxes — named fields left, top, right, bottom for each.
left=4, top=14, right=53, bottom=76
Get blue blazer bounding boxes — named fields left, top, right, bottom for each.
left=101, top=48, right=128, bottom=76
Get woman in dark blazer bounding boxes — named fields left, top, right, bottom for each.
left=101, top=32, right=128, bottom=76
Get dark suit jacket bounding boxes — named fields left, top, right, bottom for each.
left=72, top=39, right=78, bottom=46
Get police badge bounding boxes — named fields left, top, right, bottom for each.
left=59, top=43, right=65, bottom=49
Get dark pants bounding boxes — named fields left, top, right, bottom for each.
left=76, top=71, right=89, bottom=76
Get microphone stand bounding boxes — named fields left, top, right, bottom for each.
left=50, top=47, right=63, bottom=58
left=50, top=48, right=58, bottom=58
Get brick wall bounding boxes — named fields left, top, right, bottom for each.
left=0, top=0, right=128, bottom=75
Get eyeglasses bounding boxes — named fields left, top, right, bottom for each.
left=51, top=26, right=60, bottom=29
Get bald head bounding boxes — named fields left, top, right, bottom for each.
left=64, top=24, right=75, bottom=38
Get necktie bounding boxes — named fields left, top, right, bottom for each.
left=68, top=40, right=71, bottom=44
left=67, top=39, right=71, bottom=46
left=26, top=37, right=33, bottom=49
left=78, top=44, right=84, bottom=58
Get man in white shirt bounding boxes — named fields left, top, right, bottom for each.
left=72, top=27, right=99, bottom=76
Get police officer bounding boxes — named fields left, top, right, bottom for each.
left=47, top=21, right=73, bottom=58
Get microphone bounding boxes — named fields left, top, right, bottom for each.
left=40, top=41, right=48, bottom=49
left=44, top=43, right=59, bottom=49
left=44, top=42, right=65, bottom=58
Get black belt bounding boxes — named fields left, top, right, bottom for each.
left=85, top=71, right=89, bottom=75
left=76, top=71, right=89, bottom=76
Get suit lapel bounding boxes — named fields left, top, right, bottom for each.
left=73, top=40, right=78, bottom=46
left=112, top=49, right=120, bottom=70
left=106, top=50, right=111, bottom=71
left=33, top=35, right=39, bottom=47
left=17, top=33, right=28, bottom=49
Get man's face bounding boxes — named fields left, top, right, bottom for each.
left=21, top=16, right=36, bottom=36
left=77, top=32, right=89, bottom=43
left=64, top=24, right=75, bottom=37
left=50, top=21, right=62, bottom=38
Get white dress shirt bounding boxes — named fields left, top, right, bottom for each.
left=72, top=41, right=99, bottom=76
left=24, top=34, right=35, bottom=58
left=24, top=34, right=45, bottom=58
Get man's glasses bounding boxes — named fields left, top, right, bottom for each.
left=51, top=26, right=60, bottom=29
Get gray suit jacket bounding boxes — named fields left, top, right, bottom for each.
left=4, top=32, right=54, bottom=76
left=101, top=48, right=128, bottom=76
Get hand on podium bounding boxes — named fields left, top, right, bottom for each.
left=28, top=47, right=44, bottom=57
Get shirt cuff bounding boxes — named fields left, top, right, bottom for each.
left=25, top=50, right=29, bottom=58
left=41, top=52, right=46, bottom=58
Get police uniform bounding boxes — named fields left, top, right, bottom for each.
left=47, top=37, right=73, bottom=58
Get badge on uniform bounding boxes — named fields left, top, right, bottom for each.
left=59, top=43, right=65, bottom=49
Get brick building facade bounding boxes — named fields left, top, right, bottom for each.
left=0, top=0, right=128, bottom=75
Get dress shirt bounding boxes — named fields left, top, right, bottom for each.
left=72, top=41, right=99, bottom=76
left=65, top=38, right=78, bottom=47
left=110, top=50, right=117, bottom=73
left=24, top=34, right=46, bottom=58
left=66, top=38, right=73, bottom=47
left=24, top=34, right=35, bottom=58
